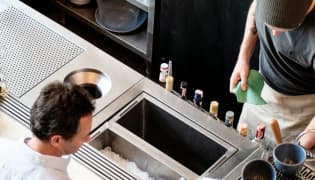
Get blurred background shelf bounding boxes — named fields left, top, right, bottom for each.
left=125, top=0, right=149, bottom=12
left=55, top=0, right=150, bottom=61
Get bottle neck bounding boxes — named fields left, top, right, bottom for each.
left=168, top=61, right=173, bottom=76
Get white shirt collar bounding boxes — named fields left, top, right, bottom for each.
left=20, top=138, right=71, bottom=173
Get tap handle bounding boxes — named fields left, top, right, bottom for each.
left=270, top=119, right=282, bottom=145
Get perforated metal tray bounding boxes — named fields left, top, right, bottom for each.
left=0, top=7, right=83, bottom=97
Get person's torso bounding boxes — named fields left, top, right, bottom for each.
left=255, top=0, right=315, bottom=95
left=0, top=138, right=70, bottom=180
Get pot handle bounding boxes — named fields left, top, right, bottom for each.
left=296, top=129, right=315, bottom=159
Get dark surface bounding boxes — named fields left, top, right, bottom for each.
left=151, top=0, right=260, bottom=125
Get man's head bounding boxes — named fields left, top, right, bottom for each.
left=258, top=0, right=313, bottom=29
left=30, top=81, right=95, bottom=155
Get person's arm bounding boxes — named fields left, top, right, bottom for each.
left=230, top=0, right=259, bottom=92
left=298, top=116, right=315, bottom=149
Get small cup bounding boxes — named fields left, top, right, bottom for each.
left=273, top=143, right=306, bottom=176
left=242, top=159, right=276, bottom=180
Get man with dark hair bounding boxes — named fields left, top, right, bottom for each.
left=230, top=0, right=315, bottom=148
left=0, top=81, right=95, bottom=179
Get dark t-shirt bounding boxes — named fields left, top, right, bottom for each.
left=256, top=2, right=315, bottom=95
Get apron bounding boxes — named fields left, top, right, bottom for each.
left=237, top=83, right=315, bottom=146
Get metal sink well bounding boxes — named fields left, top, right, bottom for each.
left=117, top=96, right=227, bottom=175
left=89, top=128, right=181, bottom=179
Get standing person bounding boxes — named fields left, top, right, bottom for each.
left=0, top=81, right=95, bottom=179
left=229, top=0, right=315, bottom=149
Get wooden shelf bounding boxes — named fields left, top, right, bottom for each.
left=55, top=0, right=149, bottom=60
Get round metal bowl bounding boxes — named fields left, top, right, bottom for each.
left=64, top=68, right=111, bottom=99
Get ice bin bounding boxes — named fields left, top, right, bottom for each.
left=117, top=98, right=227, bottom=175
left=89, top=92, right=239, bottom=179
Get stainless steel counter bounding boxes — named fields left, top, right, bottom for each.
left=0, top=0, right=143, bottom=130
left=88, top=78, right=263, bottom=179
left=0, top=0, right=262, bottom=179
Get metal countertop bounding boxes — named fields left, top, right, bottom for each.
left=0, top=1, right=263, bottom=179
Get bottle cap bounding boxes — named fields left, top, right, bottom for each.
left=209, top=101, right=219, bottom=116
left=160, top=63, right=168, bottom=71
left=180, top=81, right=188, bottom=88
left=225, top=110, right=234, bottom=118
left=193, top=89, right=203, bottom=107
left=255, top=123, right=266, bottom=140
left=225, top=110, right=234, bottom=126
left=194, top=89, right=203, bottom=97
left=238, top=123, right=248, bottom=137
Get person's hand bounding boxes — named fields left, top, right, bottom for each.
left=298, top=116, right=315, bottom=150
left=229, top=59, right=250, bottom=93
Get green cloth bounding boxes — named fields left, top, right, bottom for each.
left=233, top=70, right=266, bottom=105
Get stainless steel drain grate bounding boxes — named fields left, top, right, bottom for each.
left=0, top=7, right=84, bottom=97
left=274, top=163, right=315, bottom=180
left=238, top=161, right=315, bottom=180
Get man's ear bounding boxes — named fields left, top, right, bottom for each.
left=50, top=134, right=63, bottom=147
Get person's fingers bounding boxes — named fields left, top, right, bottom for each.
left=240, top=71, right=248, bottom=91
left=229, top=74, right=240, bottom=93
left=241, top=80, right=247, bottom=91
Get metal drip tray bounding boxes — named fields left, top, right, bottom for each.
left=0, top=7, right=83, bottom=97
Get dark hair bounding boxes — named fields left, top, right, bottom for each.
left=30, top=81, right=95, bottom=141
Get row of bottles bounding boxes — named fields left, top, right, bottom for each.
left=158, top=60, right=275, bottom=153
left=238, top=120, right=279, bottom=160
left=238, top=122, right=265, bottom=139
left=238, top=122, right=267, bottom=151
left=158, top=61, right=235, bottom=128
left=238, top=119, right=281, bottom=142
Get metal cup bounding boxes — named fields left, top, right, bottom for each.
left=273, top=143, right=306, bottom=176
left=242, top=159, right=276, bottom=180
